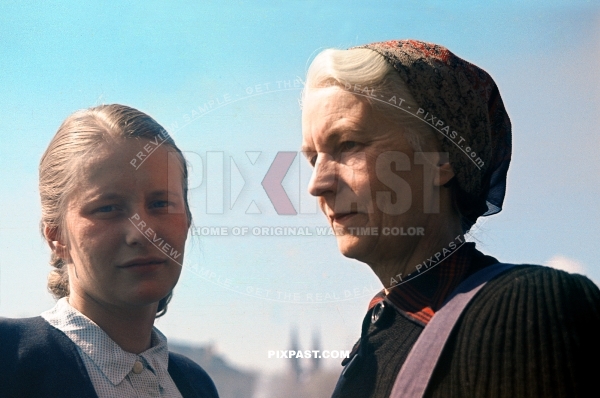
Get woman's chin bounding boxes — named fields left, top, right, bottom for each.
left=337, top=235, right=372, bottom=261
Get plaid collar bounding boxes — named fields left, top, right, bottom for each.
left=368, top=242, right=480, bottom=325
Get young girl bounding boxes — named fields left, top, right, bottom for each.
left=0, top=104, right=219, bottom=398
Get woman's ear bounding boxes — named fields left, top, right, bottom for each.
left=435, top=161, right=455, bottom=186
left=44, top=224, right=69, bottom=260
left=432, top=152, right=455, bottom=187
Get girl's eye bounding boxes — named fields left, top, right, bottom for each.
left=151, top=200, right=170, bottom=209
left=96, top=205, right=116, bottom=213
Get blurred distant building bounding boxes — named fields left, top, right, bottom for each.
left=311, top=328, right=321, bottom=373
left=170, top=341, right=257, bottom=398
left=258, top=326, right=339, bottom=398
left=290, top=326, right=302, bottom=382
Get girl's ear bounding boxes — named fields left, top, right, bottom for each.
left=44, top=224, right=69, bottom=261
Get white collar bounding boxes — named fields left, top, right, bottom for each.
left=41, top=297, right=171, bottom=386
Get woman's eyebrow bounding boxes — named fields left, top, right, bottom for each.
left=300, top=144, right=314, bottom=153
left=301, top=128, right=365, bottom=153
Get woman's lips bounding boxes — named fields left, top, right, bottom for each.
left=332, top=212, right=360, bottom=224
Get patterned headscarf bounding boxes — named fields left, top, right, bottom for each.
left=355, top=40, right=512, bottom=227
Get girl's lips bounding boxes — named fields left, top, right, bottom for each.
left=120, top=261, right=167, bottom=273
left=118, top=258, right=169, bottom=273
left=119, top=257, right=168, bottom=268
left=126, top=261, right=165, bottom=267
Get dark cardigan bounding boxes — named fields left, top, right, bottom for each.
left=332, top=263, right=600, bottom=398
left=0, top=316, right=219, bottom=398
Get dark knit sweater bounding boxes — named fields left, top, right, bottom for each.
left=332, top=254, right=600, bottom=397
left=0, top=316, right=219, bottom=398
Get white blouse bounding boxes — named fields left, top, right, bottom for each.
left=41, top=297, right=183, bottom=398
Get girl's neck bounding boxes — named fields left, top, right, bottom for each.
left=68, top=293, right=158, bottom=354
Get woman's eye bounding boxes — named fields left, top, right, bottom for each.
left=340, top=141, right=358, bottom=151
left=304, top=152, right=317, bottom=167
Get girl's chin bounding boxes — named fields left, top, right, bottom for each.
left=122, top=285, right=175, bottom=308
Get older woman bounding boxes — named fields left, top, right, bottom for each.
left=0, top=105, right=218, bottom=398
left=301, top=40, right=599, bottom=398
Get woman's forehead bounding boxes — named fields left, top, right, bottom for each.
left=303, top=86, right=369, bottom=114
left=303, top=88, right=373, bottom=136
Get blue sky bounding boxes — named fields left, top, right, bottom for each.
left=1, top=0, right=598, bottom=373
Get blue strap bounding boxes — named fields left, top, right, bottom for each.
left=389, top=262, right=517, bottom=398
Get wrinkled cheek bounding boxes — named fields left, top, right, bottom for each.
left=317, top=198, right=328, bottom=215
left=339, top=162, right=364, bottom=184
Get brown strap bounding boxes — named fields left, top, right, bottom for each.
left=389, top=263, right=516, bottom=398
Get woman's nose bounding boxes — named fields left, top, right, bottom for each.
left=308, top=154, right=337, bottom=197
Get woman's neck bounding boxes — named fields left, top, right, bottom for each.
left=369, top=214, right=464, bottom=289
left=67, top=293, right=158, bottom=354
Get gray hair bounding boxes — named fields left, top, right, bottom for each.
left=303, top=48, right=439, bottom=152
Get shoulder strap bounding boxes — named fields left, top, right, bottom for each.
left=389, top=262, right=517, bottom=398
